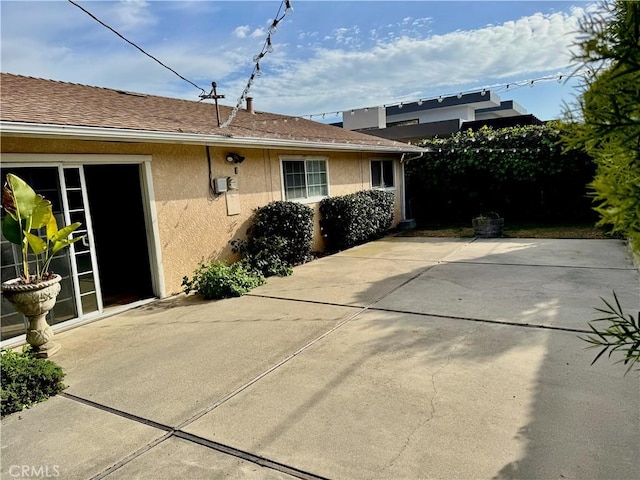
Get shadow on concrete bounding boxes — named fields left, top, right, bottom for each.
left=240, top=238, right=638, bottom=478
left=340, top=239, right=640, bottom=479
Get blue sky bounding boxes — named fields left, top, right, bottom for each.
left=1, top=1, right=594, bottom=122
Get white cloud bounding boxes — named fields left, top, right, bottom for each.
left=0, top=1, right=591, bottom=121
left=324, top=25, right=363, bottom=47
left=233, top=25, right=251, bottom=38
left=249, top=9, right=587, bottom=116
left=112, top=0, right=155, bottom=32
left=234, top=25, right=265, bottom=39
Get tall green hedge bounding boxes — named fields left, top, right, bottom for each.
left=320, top=190, right=395, bottom=251
left=406, top=124, right=596, bottom=225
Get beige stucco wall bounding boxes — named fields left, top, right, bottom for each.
left=1, top=137, right=402, bottom=296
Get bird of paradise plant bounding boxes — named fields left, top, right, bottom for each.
left=1, top=173, right=84, bottom=284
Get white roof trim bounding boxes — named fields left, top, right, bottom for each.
left=0, top=121, right=425, bottom=154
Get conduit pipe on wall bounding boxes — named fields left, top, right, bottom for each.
left=206, top=145, right=220, bottom=198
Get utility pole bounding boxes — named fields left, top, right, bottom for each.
left=199, top=82, right=225, bottom=127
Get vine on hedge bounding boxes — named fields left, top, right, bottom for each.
left=405, top=123, right=596, bottom=224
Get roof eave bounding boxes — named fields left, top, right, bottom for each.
left=0, top=121, right=425, bottom=154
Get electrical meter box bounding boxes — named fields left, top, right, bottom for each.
left=213, top=177, right=228, bottom=193
left=227, top=176, right=238, bottom=190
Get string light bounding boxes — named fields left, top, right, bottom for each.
left=285, top=0, right=293, bottom=14
left=298, top=70, right=588, bottom=122
left=269, top=19, right=279, bottom=35
left=221, top=0, right=293, bottom=128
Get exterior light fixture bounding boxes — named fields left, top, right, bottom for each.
left=226, top=152, right=245, bottom=164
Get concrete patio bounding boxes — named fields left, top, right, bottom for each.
left=1, top=237, right=638, bottom=479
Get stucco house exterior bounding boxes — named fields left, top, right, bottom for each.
left=0, top=73, right=424, bottom=343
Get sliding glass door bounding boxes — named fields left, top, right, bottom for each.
left=0, top=166, right=101, bottom=340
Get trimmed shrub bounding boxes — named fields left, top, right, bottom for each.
left=320, top=190, right=395, bottom=251
left=182, top=261, right=265, bottom=299
left=1, top=347, right=66, bottom=417
left=232, top=201, right=314, bottom=277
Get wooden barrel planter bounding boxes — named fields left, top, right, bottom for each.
left=472, top=213, right=504, bottom=238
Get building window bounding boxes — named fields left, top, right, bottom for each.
left=387, top=119, right=419, bottom=128
left=282, top=158, right=328, bottom=201
left=371, top=160, right=395, bottom=189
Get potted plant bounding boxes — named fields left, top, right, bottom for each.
left=472, top=211, right=504, bottom=238
left=1, top=174, right=83, bottom=357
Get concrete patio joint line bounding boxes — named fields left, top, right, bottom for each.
left=90, top=433, right=173, bottom=480
left=175, top=305, right=372, bottom=430
left=59, top=392, right=329, bottom=480
left=369, top=307, right=592, bottom=334
left=439, top=260, right=636, bottom=271
left=61, top=392, right=172, bottom=432
left=174, top=431, right=330, bottom=480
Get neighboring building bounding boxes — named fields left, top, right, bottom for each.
left=336, top=91, right=543, bottom=144
left=0, top=73, right=424, bottom=342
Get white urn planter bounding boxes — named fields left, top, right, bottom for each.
left=1, top=275, right=62, bottom=358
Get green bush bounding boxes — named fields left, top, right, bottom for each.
left=182, top=261, right=265, bottom=299
left=320, top=190, right=395, bottom=251
left=407, top=124, right=596, bottom=225
left=560, top=0, right=640, bottom=253
left=1, top=347, right=66, bottom=417
left=232, top=201, right=314, bottom=277
left=232, top=237, right=293, bottom=277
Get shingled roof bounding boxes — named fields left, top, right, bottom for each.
left=0, top=74, right=424, bottom=153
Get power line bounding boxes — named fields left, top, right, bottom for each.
left=67, top=0, right=206, bottom=95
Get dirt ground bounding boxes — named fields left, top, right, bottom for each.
left=396, top=224, right=612, bottom=239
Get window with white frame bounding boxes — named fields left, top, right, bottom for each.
left=282, top=157, right=328, bottom=201
left=371, top=159, right=395, bottom=189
